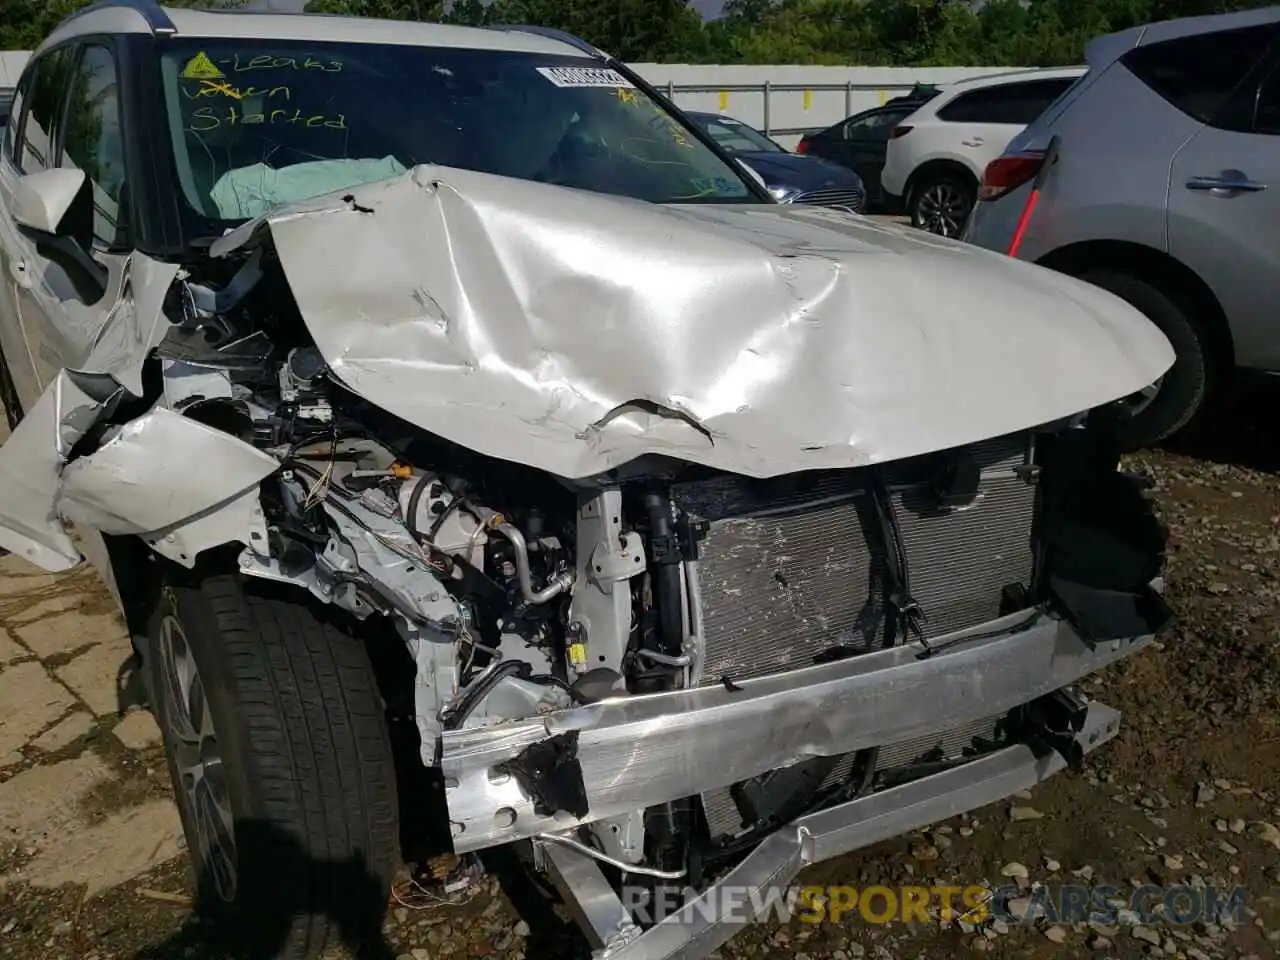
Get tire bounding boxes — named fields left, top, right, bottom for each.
left=1075, top=270, right=1210, bottom=450
left=908, top=171, right=976, bottom=238
left=147, top=570, right=400, bottom=959
left=0, top=340, right=22, bottom=432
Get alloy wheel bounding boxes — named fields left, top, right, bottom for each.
left=915, top=181, right=972, bottom=238
left=157, top=614, right=238, bottom=903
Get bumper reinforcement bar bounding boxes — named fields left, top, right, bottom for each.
left=542, top=702, right=1121, bottom=960
left=442, top=610, right=1149, bottom=850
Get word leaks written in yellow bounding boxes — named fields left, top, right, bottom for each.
left=180, top=50, right=344, bottom=80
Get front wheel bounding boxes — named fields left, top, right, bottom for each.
left=1075, top=270, right=1212, bottom=450
left=148, top=570, right=401, bottom=959
left=908, top=172, right=976, bottom=238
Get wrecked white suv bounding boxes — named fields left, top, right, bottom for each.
left=0, top=4, right=1178, bottom=958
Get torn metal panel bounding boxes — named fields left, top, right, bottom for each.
left=0, top=371, right=121, bottom=569
left=146, top=487, right=269, bottom=569
left=218, top=164, right=1175, bottom=480
left=56, top=407, right=278, bottom=537
left=80, top=254, right=182, bottom=398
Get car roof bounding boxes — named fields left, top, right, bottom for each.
left=1086, top=4, right=1280, bottom=69
left=939, top=66, right=1088, bottom=93
left=898, top=65, right=1087, bottom=122
left=40, top=1, right=593, bottom=58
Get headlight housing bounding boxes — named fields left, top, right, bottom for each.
left=768, top=186, right=802, bottom=203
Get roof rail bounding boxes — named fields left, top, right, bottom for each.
left=62, top=0, right=177, bottom=36
left=486, top=24, right=605, bottom=59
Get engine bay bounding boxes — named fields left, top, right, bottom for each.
left=24, top=229, right=1170, bottom=897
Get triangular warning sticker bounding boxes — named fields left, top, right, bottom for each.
left=181, top=52, right=224, bottom=80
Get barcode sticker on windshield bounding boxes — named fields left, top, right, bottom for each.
left=537, top=66, right=633, bottom=89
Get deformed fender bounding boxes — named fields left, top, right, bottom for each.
left=56, top=407, right=279, bottom=566
left=0, top=371, right=122, bottom=569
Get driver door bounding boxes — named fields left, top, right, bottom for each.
left=0, top=39, right=131, bottom=413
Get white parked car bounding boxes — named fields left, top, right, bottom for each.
left=881, top=66, right=1086, bottom=236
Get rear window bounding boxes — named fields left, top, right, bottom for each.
left=936, top=78, right=1078, bottom=125
left=1120, top=23, right=1280, bottom=124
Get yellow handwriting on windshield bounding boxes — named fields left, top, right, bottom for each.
left=188, top=105, right=347, bottom=131
left=220, top=54, right=343, bottom=73
left=182, top=80, right=292, bottom=101
left=614, top=87, right=639, bottom=107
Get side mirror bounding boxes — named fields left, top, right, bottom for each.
left=12, top=168, right=106, bottom=301
left=13, top=168, right=86, bottom=236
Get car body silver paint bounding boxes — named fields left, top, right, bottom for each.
left=213, top=163, right=1174, bottom=481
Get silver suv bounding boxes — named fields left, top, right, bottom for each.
left=0, top=4, right=1175, bottom=959
left=964, top=6, right=1280, bottom=448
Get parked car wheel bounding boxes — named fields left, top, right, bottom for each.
left=0, top=342, right=22, bottom=431
left=1076, top=270, right=1209, bottom=449
left=908, top=171, right=976, bottom=238
left=148, top=570, right=400, bottom=958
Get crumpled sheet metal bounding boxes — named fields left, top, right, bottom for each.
left=0, top=252, right=264, bottom=572
left=81, top=255, right=182, bottom=397
left=56, top=406, right=279, bottom=537
left=0, top=372, right=113, bottom=569
left=221, top=164, right=1175, bottom=480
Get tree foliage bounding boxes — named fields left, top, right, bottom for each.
left=2, top=0, right=1276, bottom=66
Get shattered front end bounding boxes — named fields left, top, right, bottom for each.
left=0, top=169, right=1175, bottom=960
left=435, top=414, right=1172, bottom=959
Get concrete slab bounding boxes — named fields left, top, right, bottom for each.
left=54, top=640, right=130, bottom=717
left=113, top=711, right=162, bottom=752
left=0, top=753, right=113, bottom=842
left=16, top=610, right=127, bottom=661
left=0, top=628, right=26, bottom=666
left=31, top=711, right=96, bottom=754
left=0, top=754, right=183, bottom=895
left=0, top=662, right=77, bottom=766
left=16, top=798, right=185, bottom=895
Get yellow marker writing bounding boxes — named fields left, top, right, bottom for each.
left=181, top=51, right=224, bottom=80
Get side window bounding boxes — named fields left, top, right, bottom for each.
left=703, top=120, right=758, bottom=153
left=937, top=79, right=1076, bottom=125
left=59, top=43, right=127, bottom=247
left=843, top=110, right=905, bottom=141
left=2, top=69, right=31, bottom=164
left=1121, top=23, right=1280, bottom=124
left=1253, top=66, right=1280, bottom=134
left=20, top=47, right=73, bottom=173
left=1211, top=59, right=1280, bottom=135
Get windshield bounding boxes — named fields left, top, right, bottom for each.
left=693, top=115, right=784, bottom=154
left=158, top=40, right=754, bottom=225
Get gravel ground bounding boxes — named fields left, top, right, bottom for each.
left=1, top=380, right=1279, bottom=960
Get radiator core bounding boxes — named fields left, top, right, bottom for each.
left=672, top=433, right=1036, bottom=837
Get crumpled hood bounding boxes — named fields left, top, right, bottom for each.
left=215, top=164, right=1174, bottom=480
